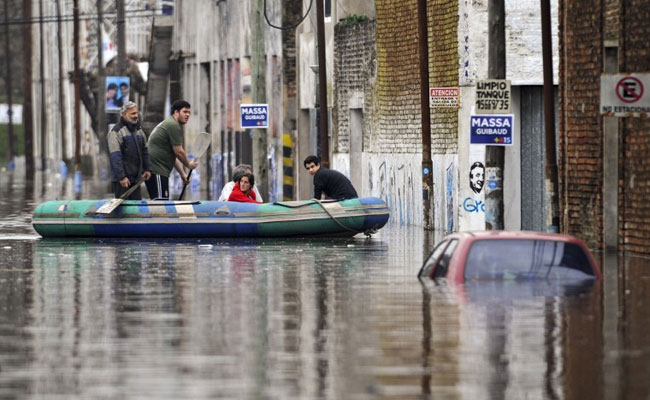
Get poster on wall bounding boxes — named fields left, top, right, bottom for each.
left=105, top=76, right=131, bottom=113
left=469, top=114, right=514, bottom=146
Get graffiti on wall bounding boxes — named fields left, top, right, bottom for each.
left=463, top=160, right=485, bottom=214
left=369, top=160, right=417, bottom=226
left=469, top=161, right=485, bottom=194
left=446, top=163, right=454, bottom=233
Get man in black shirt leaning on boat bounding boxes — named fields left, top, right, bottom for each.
left=303, top=155, right=358, bottom=200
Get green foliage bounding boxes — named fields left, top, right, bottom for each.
left=0, top=124, right=25, bottom=164
left=338, top=14, right=369, bottom=27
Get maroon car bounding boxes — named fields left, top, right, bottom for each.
left=418, top=231, right=601, bottom=284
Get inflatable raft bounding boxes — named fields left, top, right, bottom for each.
left=32, top=197, right=390, bottom=238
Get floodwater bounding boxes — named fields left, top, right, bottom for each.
left=1, top=170, right=650, bottom=399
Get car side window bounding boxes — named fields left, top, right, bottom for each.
left=433, top=239, right=458, bottom=279
left=418, top=240, right=449, bottom=278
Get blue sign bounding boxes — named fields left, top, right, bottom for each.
left=470, top=114, right=514, bottom=146
left=240, top=104, right=269, bottom=129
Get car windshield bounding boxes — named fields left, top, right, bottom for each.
left=464, top=239, right=596, bottom=281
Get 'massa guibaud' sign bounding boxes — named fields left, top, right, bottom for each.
left=470, top=114, right=514, bottom=146
left=240, top=104, right=269, bottom=129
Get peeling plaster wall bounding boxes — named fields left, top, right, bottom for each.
left=459, top=0, right=558, bottom=86
left=331, top=153, right=457, bottom=230
left=457, top=0, right=547, bottom=230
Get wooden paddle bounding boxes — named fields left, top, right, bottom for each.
left=178, top=132, right=211, bottom=200
left=96, top=178, right=144, bottom=214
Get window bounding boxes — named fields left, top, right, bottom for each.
left=325, top=0, right=331, bottom=20
left=464, top=239, right=596, bottom=281
left=434, top=240, right=458, bottom=279
left=419, top=240, right=448, bottom=278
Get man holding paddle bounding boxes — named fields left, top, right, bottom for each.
left=107, top=101, right=151, bottom=200
left=146, top=100, right=199, bottom=200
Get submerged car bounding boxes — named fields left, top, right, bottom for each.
left=418, top=231, right=601, bottom=283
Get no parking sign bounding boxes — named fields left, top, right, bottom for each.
left=601, top=73, right=650, bottom=117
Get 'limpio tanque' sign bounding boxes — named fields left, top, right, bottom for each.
left=470, top=114, right=514, bottom=146
left=475, top=79, right=511, bottom=114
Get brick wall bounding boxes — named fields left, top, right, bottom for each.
left=282, top=0, right=301, bottom=100
left=558, top=0, right=603, bottom=248
left=371, top=0, right=458, bottom=155
left=620, top=0, right=650, bottom=253
left=374, top=0, right=421, bottom=154
left=604, top=0, right=620, bottom=41
left=429, top=0, right=459, bottom=154
left=333, top=20, right=376, bottom=153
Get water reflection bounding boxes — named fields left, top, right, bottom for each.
left=2, top=171, right=650, bottom=398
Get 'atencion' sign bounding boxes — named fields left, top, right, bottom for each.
left=470, top=114, right=514, bottom=146
left=240, top=104, right=269, bottom=129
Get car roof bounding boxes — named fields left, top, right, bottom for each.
left=443, top=230, right=585, bottom=243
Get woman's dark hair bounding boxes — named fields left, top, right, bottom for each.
left=171, top=100, right=191, bottom=114
left=238, top=173, right=255, bottom=187
left=107, top=83, right=118, bottom=90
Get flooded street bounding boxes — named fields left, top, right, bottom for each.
left=1, top=171, right=650, bottom=399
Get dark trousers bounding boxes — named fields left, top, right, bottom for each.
left=112, top=180, right=142, bottom=200
left=145, top=173, right=170, bottom=200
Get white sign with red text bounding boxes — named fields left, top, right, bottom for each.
left=430, top=87, right=460, bottom=108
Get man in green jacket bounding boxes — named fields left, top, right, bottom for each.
left=146, top=100, right=198, bottom=200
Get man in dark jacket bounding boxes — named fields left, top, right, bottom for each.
left=303, top=155, right=358, bottom=200
left=107, top=101, right=151, bottom=199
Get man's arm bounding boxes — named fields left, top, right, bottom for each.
left=218, top=181, right=235, bottom=201
left=252, top=185, right=263, bottom=202
left=107, top=129, right=128, bottom=186
left=313, top=172, right=324, bottom=199
left=173, top=159, right=189, bottom=183
left=172, top=144, right=199, bottom=170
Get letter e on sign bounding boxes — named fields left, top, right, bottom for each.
left=616, top=76, right=644, bottom=103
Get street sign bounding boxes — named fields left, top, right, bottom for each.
left=470, top=114, right=514, bottom=146
left=601, top=73, right=650, bottom=117
left=240, top=103, right=269, bottom=129
left=430, top=87, right=460, bottom=108
left=475, top=79, right=511, bottom=114
left=0, top=104, right=23, bottom=124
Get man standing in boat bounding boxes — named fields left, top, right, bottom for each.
left=107, top=101, right=151, bottom=200
left=303, top=155, right=358, bottom=200
left=146, top=100, right=198, bottom=200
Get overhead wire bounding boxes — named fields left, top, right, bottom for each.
left=264, top=0, right=313, bottom=30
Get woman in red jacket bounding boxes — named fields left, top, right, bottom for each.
left=227, top=173, right=262, bottom=203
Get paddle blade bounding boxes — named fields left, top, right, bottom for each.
left=96, top=198, right=124, bottom=214
left=193, top=132, right=212, bottom=160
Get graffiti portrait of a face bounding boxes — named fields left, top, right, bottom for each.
left=469, top=162, right=485, bottom=194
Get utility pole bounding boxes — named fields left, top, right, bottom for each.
left=315, top=0, right=329, bottom=168
left=73, top=0, right=81, bottom=171
left=541, top=0, right=560, bottom=231
left=116, top=0, right=126, bottom=75
left=485, top=0, right=505, bottom=230
left=417, top=0, right=433, bottom=230
left=96, top=0, right=106, bottom=156
left=38, top=0, right=47, bottom=170
left=22, top=0, right=34, bottom=177
left=55, top=0, right=68, bottom=163
left=3, top=0, right=15, bottom=163
left=251, top=0, right=269, bottom=198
